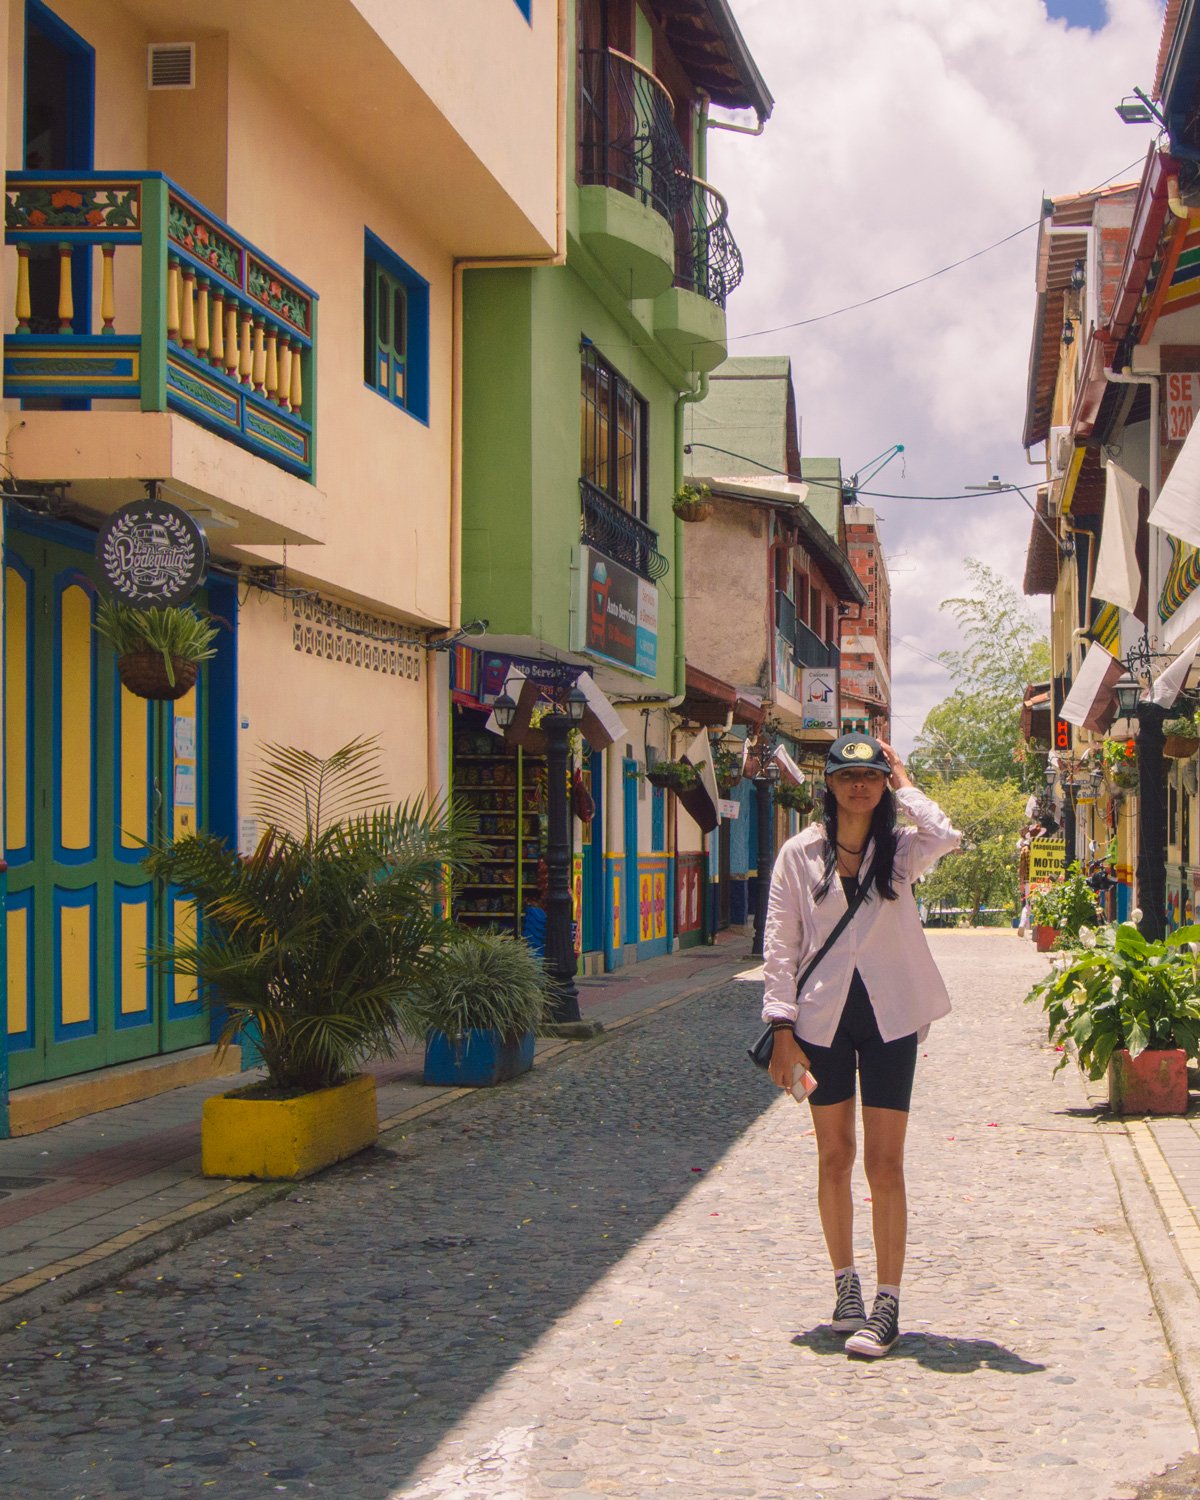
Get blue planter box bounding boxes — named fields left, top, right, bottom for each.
left=423, top=1027, right=535, bottom=1087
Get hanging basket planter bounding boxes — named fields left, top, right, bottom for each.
left=671, top=484, right=713, bottom=524
left=1164, top=735, right=1200, bottom=760
left=118, top=651, right=198, bottom=702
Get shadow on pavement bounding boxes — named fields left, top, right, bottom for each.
left=793, top=1327, right=1047, bottom=1373
left=0, top=981, right=779, bottom=1498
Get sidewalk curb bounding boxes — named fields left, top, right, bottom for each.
left=0, top=959, right=748, bottom=1329
left=1081, top=1073, right=1200, bottom=1442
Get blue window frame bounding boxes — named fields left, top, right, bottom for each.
left=364, top=230, right=429, bottom=424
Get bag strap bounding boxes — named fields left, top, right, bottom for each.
left=794, top=873, right=870, bottom=995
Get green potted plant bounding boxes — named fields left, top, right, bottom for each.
left=1164, top=710, right=1200, bottom=760
left=1025, top=918, right=1200, bottom=1114
left=644, top=759, right=699, bottom=792
left=412, top=928, right=552, bottom=1086
left=712, top=744, right=743, bottom=794
left=1102, top=736, right=1139, bottom=790
left=142, top=737, right=482, bottom=1179
left=671, top=482, right=713, bottom=523
left=774, top=781, right=813, bottom=815
left=93, top=597, right=219, bottom=701
left=1028, top=862, right=1100, bottom=952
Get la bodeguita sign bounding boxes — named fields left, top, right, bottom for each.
left=98, top=499, right=209, bottom=607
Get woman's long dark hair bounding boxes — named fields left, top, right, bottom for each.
left=813, top=785, right=899, bottom=903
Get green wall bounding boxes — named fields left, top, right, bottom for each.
left=461, top=259, right=679, bottom=694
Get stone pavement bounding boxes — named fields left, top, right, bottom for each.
left=1, top=930, right=1200, bottom=1497
left=0, top=934, right=750, bottom=1322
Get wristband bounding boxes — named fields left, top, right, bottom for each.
left=769, top=1020, right=795, bottom=1032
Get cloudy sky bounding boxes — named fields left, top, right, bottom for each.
left=707, top=0, right=1166, bottom=753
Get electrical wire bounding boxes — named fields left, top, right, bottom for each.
left=724, top=154, right=1149, bottom=343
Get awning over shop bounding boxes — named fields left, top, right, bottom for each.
left=680, top=663, right=765, bottom=728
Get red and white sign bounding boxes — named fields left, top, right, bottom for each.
left=1165, top=372, right=1200, bottom=443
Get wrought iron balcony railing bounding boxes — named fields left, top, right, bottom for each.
left=4, top=171, right=316, bottom=480
left=775, top=589, right=797, bottom=647
left=580, top=477, right=669, bottom=581
left=794, top=616, right=838, bottom=670
left=578, top=48, right=690, bottom=224
left=672, top=175, right=744, bottom=310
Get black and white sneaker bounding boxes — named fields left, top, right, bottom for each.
left=830, top=1269, right=867, bottom=1332
left=845, top=1292, right=900, bottom=1357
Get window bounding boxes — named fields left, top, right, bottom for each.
left=581, top=342, right=646, bottom=517
left=364, top=230, right=429, bottom=423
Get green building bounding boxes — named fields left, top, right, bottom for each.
left=455, top=0, right=771, bottom=972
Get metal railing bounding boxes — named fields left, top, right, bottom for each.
left=672, top=175, right=744, bottom=309
left=578, top=48, right=690, bottom=224
left=4, top=171, right=316, bottom=480
left=775, top=589, right=796, bottom=646
left=580, top=477, right=669, bottom=581
left=794, top=616, right=838, bottom=670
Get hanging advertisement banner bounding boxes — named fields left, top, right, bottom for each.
left=801, top=667, right=838, bottom=730
left=577, top=546, right=657, bottom=677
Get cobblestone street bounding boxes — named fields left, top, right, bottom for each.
left=1, top=931, right=1196, bottom=1499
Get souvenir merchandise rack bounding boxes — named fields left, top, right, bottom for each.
left=452, top=724, right=545, bottom=931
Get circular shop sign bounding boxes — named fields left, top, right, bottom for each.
left=97, top=499, right=209, bottom=607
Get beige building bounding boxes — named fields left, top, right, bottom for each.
left=0, top=0, right=561, bottom=1127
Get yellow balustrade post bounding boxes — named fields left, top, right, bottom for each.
left=265, top=328, right=278, bottom=402
left=166, top=258, right=181, bottom=344
left=57, top=243, right=74, bottom=333
left=15, top=247, right=32, bottom=332
left=290, top=341, right=303, bottom=412
left=238, top=307, right=253, bottom=384
left=225, top=302, right=240, bottom=379
left=195, top=277, right=210, bottom=358
left=277, top=342, right=291, bottom=407
left=100, top=244, right=117, bottom=334
left=180, top=266, right=196, bottom=350
left=251, top=317, right=266, bottom=393
left=211, top=289, right=225, bottom=366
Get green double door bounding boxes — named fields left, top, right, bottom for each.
left=5, top=524, right=210, bottom=1088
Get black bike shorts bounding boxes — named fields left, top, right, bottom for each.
left=797, top=970, right=918, bottom=1112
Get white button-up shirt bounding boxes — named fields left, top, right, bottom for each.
left=761, top=785, right=961, bottom=1045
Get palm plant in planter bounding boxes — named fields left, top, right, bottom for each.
left=142, top=737, right=482, bottom=1178
left=411, top=929, right=552, bottom=1087
left=94, top=597, right=219, bottom=701
left=1028, top=863, right=1099, bottom=951
left=1025, top=919, right=1200, bottom=1114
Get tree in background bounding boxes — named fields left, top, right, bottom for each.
left=909, top=559, right=1050, bottom=788
left=917, top=772, right=1028, bottom=922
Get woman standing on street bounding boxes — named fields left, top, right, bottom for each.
left=762, top=733, right=961, bottom=1358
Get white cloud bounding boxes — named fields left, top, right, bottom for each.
left=710, top=0, right=1165, bottom=751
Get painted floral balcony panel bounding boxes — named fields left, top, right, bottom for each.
left=4, top=172, right=317, bottom=482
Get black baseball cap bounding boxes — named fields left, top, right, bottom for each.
left=825, top=733, right=891, bottom=777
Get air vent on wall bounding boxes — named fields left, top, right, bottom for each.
left=147, top=43, right=195, bottom=90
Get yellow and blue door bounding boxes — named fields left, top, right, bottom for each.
left=3, top=514, right=237, bottom=1094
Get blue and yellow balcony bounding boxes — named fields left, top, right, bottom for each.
left=4, top=171, right=323, bottom=543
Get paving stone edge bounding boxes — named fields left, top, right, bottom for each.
left=0, top=964, right=743, bottom=1330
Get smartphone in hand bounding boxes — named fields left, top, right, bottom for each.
left=791, top=1063, right=818, bottom=1102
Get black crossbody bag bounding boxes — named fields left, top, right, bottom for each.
left=747, top=875, right=870, bottom=1067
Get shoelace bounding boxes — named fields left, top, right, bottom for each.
left=859, top=1293, right=899, bottom=1342
left=834, top=1274, right=864, bottom=1317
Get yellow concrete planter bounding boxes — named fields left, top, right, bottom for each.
left=201, top=1074, right=378, bottom=1180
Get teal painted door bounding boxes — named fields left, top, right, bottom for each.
left=623, top=758, right=638, bottom=946
left=5, top=527, right=209, bottom=1088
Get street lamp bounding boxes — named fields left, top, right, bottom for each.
left=541, top=685, right=587, bottom=1025
left=1113, top=661, right=1169, bottom=939
left=751, top=740, right=780, bottom=959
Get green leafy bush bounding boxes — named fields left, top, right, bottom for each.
left=1026, top=920, right=1200, bottom=1078
left=1028, top=862, right=1100, bottom=936
left=410, top=929, right=551, bottom=1044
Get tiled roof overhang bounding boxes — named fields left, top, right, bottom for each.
left=1023, top=492, right=1060, bottom=596
left=650, top=0, right=773, bottom=118
left=680, top=664, right=765, bottom=727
